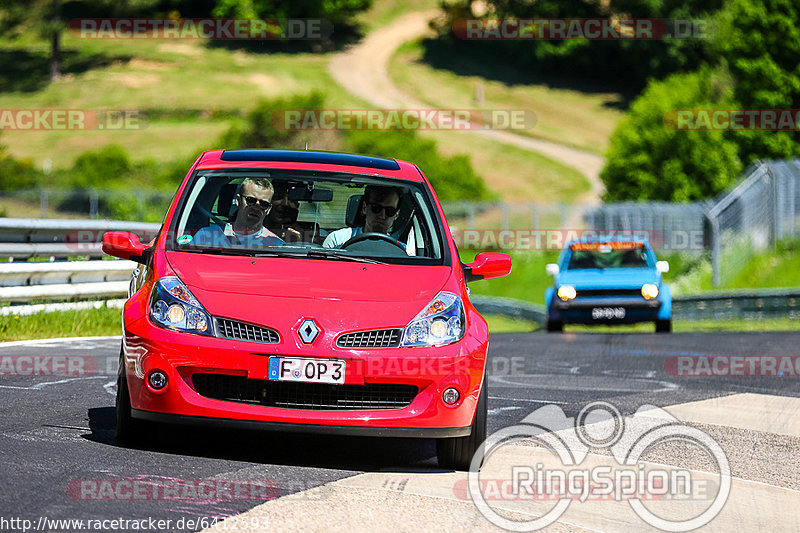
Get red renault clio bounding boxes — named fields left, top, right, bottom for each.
left=103, top=149, right=511, bottom=470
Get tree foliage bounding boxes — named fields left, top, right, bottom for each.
left=601, top=67, right=741, bottom=202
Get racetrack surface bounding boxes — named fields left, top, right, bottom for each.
left=0, top=332, right=798, bottom=531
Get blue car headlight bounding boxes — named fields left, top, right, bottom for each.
left=149, top=276, right=213, bottom=336
left=401, top=292, right=465, bottom=347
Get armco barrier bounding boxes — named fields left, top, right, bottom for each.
left=671, top=288, right=800, bottom=321
left=0, top=218, right=160, bottom=260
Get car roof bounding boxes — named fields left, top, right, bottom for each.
left=195, top=149, right=426, bottom=182
left=566, top=235, right=651, bottom=246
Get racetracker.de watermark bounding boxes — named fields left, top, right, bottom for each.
left=453, top=18, right=709, bottom=40
left=451, top=229, right=705, bottom=251
left=0, top=109, right=144, bottom=131
left=0, top=355, right=98, bottom=377
left=666, top=355, right=800, bottom=377
left=271, top=109, right=537, bottom=131
left=467, top=401, right=731, bottom=531
left=67, top=18, right=332, bottom=40
left=68, top=476, right=279, bottom=502
left=665, top=109, right=800, bottom=131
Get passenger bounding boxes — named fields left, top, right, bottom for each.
left=264, top=182, right=319, bottom=243
left=193, top=177, right=284, bottom=247
left=323, top=185, right=413, bottom=254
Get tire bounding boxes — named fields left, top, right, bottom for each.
left=546, top=320, right=563, bottom=332
left=115, top=350, right=148, bottom=445
left=655, top=319, right=672, bottom=333
left=437, top=378, right=488, bottom=471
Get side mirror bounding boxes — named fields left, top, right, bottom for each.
left=656, top=260, right=669, bottom=274
left=463, top=252, right=511, bottom=283
left=102, top=231, right=150, bottom=264
left=546, top=263, right=559, bottom=276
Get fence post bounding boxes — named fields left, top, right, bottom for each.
left=39, top=187, right=48, bottom=218
left=705, top=206, right=721, bottom=287
left=89, top=188, right=98, bottom=219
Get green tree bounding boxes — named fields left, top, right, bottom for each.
left=601, top=67, right=741, bottom=202
left=712, top=0, right=800, bottom=162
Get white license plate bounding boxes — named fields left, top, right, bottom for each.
left=268, top=357, right=345, bottom=384
left=592, top=307, right=626, bottom=320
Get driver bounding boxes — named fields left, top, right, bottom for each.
left=323, top=185, right=411, bottom=252
left=193, top=177, right=284, bottom=247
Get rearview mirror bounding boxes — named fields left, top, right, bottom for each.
left=102, top=231, right=150, bottom=264
left=463, top=252, right=512, bottom=283
left=288, top=187, right=333, bottom=202
left=546, top=263, right=559, bottom=276
left=656, top=260, right=669, bottom=274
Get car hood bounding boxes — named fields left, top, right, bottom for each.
left=165, top=251, right=452, bottom=330
left=556, top=268, right=660, bottom=289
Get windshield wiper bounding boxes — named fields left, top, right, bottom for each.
left=178, top=247, right=257, bottom=257
left=305, top=249, right=386, bottom=264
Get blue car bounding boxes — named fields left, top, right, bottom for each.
left=544, top=237, right=672, bottom=332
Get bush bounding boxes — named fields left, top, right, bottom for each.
left=69, top=144, right=131, bottom=189
left=601, top=68, right=742, bottom=202
left=219, top=92, right=325, bottom=150
left=344, top=129, right=490, bottom=202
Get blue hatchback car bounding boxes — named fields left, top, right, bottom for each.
left=544, top=237, right=672, bottom=332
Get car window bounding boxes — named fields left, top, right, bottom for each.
left=567, top=244, right=649, bottom=269
left=170, top=170, right=444, bottom=263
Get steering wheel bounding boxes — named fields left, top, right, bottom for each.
left=341, top=232, right=406, bottom=252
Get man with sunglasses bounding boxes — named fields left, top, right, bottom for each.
left=323, top=185, right=414, bottom=254
left=193, top=177, right=284, bottom=248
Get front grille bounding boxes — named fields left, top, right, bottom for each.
left=215, top=318, right=280, bottom=344
left=336, top=329, right=402, bottom=348
left=192, top=373, right=417, bottom=410
left=576, top=289, right=642, bottom=297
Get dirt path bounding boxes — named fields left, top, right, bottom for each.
left=328, top=11, right=606, bottom=206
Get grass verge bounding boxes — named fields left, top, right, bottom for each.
left=0, top=305, right=121, bottom=342
left=390, top=40, right=625, bottom=155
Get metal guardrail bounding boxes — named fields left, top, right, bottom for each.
left=671, top=288, right=800, bottom=321
left=0, top=218, right=160, bottom=260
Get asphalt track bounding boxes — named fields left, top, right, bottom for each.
left=0, top=331, right=798, bottom=532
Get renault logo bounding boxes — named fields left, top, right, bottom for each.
left=298, top=319, right=320, bottom=344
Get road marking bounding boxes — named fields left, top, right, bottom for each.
left=487, top=406, right=523, bottom=415
left=489, top=396, right=569, bottom=405
left=103, top=380, right=116, bottom=396
left=0, top=376, right=107, bottom=390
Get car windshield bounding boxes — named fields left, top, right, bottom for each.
left=170, top=170, right=444, bottom=263
left=567, top=243, right=648, bottom=269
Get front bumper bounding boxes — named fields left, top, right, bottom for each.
left=549, top=296, right=663, bottom=324
left=123, top=314, right=487, bottom=435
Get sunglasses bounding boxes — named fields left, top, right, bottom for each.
left=241, top=195, right=272, bottom=210
left=367, top=202, right=399, bottom=217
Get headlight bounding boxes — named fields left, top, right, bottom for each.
left=641, top=283, right=659, bottom=300
left=149, top=276, right=213, bottom=336
left=557, top=285, right=577, bottom=301
left=401, top=292, right=464, bottom=347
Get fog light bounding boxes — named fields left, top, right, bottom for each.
left=148, top=370, right=168, bottom=390
left=442, top=387, right=460, bottom=405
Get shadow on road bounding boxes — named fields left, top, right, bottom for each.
left=85, top=406, right=443, bottom=472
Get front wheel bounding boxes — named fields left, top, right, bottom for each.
left=655, top=319, right=672, bottom=333
left=546, top=320, right=563, bottom=332
left=437, top=378, right=487, bottom=471
left=115, top=350, right=149, bottom=445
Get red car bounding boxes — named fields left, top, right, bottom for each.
left=103, top=149, right=511, bottom=470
